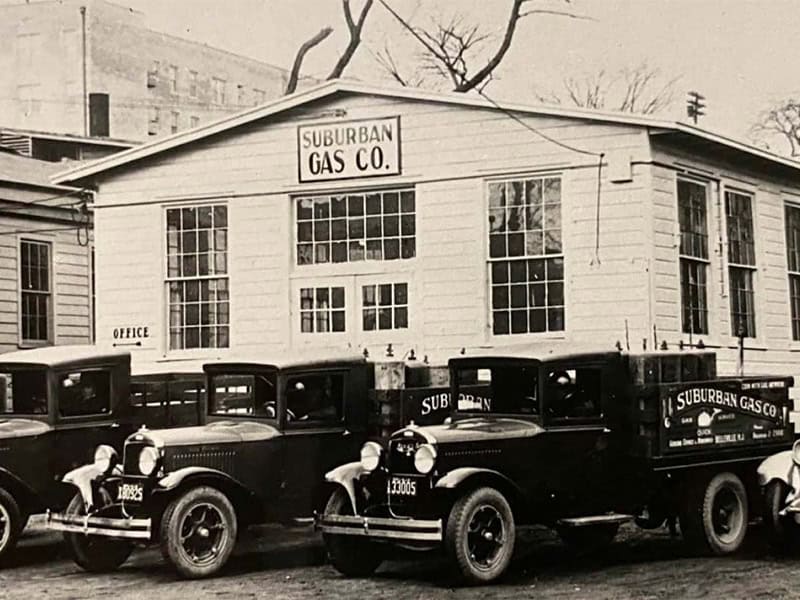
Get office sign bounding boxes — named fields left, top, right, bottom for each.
left=297, top=116, right=401, bottom=183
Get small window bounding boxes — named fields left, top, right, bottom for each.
left=0, top=370, right=48, bottom=415
left=300, top=286, right=345, bottom=333
left=285, top=373, right=344, bottom=425
left=362, top=282, right=408, bottom=331
left=58, top=370, right=111, bottom=417
left=170, top=110, right=179, bottom=134
left=20, top=239, right=51, bottom=343
left=188, top=70, right=198, bottom=97
left=209, top=373, right=276, bottom=417
left=545, top=367, right=602, bottom=420
left=190, top=115, right=199, bottom=128
left=168, top=64, right=178, bottom=94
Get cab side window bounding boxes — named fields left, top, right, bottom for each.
left=545, top=367, right=602, bottom=420
left=285, top=372, right=344, bottom=425
left=59, top=370, right=111, bottom=417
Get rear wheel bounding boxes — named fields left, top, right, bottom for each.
left=63, top=493, right=133, bottom=572
left=679, top=471, right=748, bottom=555
left=445, top=487, right=515, bottom=585
left=763, top=480, right=800, bottom=552
left=557, top=523, right=619, bottom=556
left=160, top=486, right=237, bottom=579
left=323, top=488, right=384, bottom=577
left=0, top=488, right=22, bottom=565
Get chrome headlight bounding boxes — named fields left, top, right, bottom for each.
left=93, top=445, right=118, bottom=474
left=792, top=440, right=800, bottom=466
left=138, top=446, right=160, bottom=476
left=360, top=441, right=383, bottom=472
left=413, top=443, right=437, bottom=474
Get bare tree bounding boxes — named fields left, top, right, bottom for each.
left=539, top=63, right=679, bottom=115
left=751, top=99, right=800, bottom=157
left=377, top=0, right=586, bottom=93
left=285, top=0, right=374, bottom=95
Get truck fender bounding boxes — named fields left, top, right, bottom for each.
left=757, top=450, right=795, bottom=489
left=435, top=467, right=522, bottom=499
left=0, top=466, right=38, bottom=506
left=61, top=463, right=123, bottom=509
left=156, top=466, right=245, bottom=493
left=324, top=462, right=365, bottom=514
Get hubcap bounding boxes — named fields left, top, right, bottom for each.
left=712, top=487, right=743, bottom=543
left=465, top=504, right=505, bottom=570
left=179, top=503, right=227, bottom=566
left=0, top=504, right=9, bottom=550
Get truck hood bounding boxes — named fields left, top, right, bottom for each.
left=413, top=417, right=544, bottom=445
left=139, top=421, right=280, bottom=447
left=0, top=418, right=50, bottom=440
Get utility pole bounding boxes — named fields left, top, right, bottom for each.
left=80, top=5, right=88, bottom=136
left=686, top=91, right=706, bottom=125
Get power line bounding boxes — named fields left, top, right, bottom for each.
left=0, top=224, right=86, bottom=237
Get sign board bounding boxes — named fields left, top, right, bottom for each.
left=401, top=385, right=493, bottom=426
left=297, top=116, right=401, bottom=183
left=659, top=378, right=791, bottom=454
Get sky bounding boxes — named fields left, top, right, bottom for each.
left=12, top=0, right=800, bottom=151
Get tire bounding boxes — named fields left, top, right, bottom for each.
left=160, top=486, right=237, bottom=579
left=679, top=471, right=748, bottom=555
left=445, top=487, right=515, bottom=585
left=557, top=523, right=619, bottom=556
left=763, top=480, right=800, bottom=552
left=322, top=487, right=384, bottom=577
left=0, top=488, right=23, bottom=565
left=63, top=493, right=133, bottom=572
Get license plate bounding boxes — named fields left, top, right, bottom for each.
left=388, top=476, right=417, bottom=497
left=117, top=482, right=144, bottom=503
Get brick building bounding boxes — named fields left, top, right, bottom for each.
left=0, top=0, right=288, bottom=141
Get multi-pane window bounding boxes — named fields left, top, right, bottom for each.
left=188, top=70, right=198, bottom=97
left=166, top=205, right=229, bottom=350
left=488, top=176, right=564, bottom=334
left=20, top=240, right=50, bottom=343
left=300, top=287, right=345, bottom=333
left=785, top=203, right=800, bottom=340
left=678, top=179, right=709, bottom=335
left=362, top=283, right=408, bottom=331
left=168, top=65, right=178, bottom=94
left=296, top=190, right=415, bottom=265
left=726, top=191, right=756, bottom=337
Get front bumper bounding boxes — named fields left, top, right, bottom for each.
left=46, top=510, right=152, bottom=540
left=316, top=513, right=442, bottom=542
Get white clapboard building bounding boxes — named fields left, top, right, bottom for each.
left=52, top=80, right=800, bottom=396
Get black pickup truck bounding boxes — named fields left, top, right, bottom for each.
left=0, top=346, right=205, bottom=564
left=317, top=350, right=794, bottom=584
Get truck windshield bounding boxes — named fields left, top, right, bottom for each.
left=209, top=372, right=277, bottom=417
left=0, top=369, right=48, bottom=415
left=454, top=365, right=538, bottom=415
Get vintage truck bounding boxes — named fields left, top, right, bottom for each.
left=316, top=350, right=795, bottom=584
left=47, top=352, right=445, bottom=579
left=756, top=439, right=800, bottom=550
left=0, top=345, right=205, bottom=564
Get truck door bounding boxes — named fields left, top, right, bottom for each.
left=540, top=361, right=613, bottom=514
left=277, top=370, right=361, bottom=517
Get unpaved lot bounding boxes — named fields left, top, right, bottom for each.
left=2, top=518, right=800, bottom=599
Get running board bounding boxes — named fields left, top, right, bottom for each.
left=556, top=513, right=633, bottom=527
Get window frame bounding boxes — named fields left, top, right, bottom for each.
left=54, top=367, right=114, bottom=422
left=724, top=188, right=757, bottom=339
left=298, top=284, right=348, bottom=335
left=283, top=370, right=347, bottom=430
left=785, top=200, right=800, bottom=341
left=18, top=237, right=53, bottom=347
left=677, top=177, right=711, bottom=336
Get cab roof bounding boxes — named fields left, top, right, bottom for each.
left=203, top=350, right=367, bottom=373
left=0, top=345, right=129, bottom=368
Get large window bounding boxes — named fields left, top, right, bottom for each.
left=362, top=282, right=408, bottom=331
left=295, top=189, right=415, bottom=265
left=166, top=205, right=229, bottom=350
left=786, top=203, right=800, bottom=340
left=678, top=179, right=709, bottom=335
left=20, top=240, right=50, bottom=343
left=488, top=176, right=564, bottom=335
left=300, top=286, right=345, bottom=333
left=726, top=190, right=756, bottom=337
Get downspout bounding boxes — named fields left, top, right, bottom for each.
left=80, top=5, right=88, bottom=136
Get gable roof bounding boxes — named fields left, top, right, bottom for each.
left=51, top=79, right=800, bottom=184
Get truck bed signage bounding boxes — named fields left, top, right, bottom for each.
left=660, top=379, right=790, bottom=453
left=297, top=116, right=401, bottom=183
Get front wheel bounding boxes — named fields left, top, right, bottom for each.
left=0, top=488, right=23, bottom=565
left=322, top=488, right=384, bottom=577
left=679, top=471, right=748, bottom=555
left=763, top=480, right=800, bottom=552
left=160, top=486, right=237, bottom=579
left=445, top=487, right=515, bottom=585
left=63, top=493, right=133, bottom=572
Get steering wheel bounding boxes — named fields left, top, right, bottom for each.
left=262, top=401, right=297, bottom=421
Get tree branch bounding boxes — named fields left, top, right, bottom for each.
left=328, top=0, right=375, bottom=80
left=286, top=27, right=333, bottom=94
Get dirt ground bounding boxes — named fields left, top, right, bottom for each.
left=2, top=517, right=800, bottom=600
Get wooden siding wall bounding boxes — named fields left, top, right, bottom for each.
left=0, top=214, right=92, bottom=351
left=92, top=93, right=654, bottom=367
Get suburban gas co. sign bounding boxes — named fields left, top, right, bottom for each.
left=297, top=116, right=401, bottom=183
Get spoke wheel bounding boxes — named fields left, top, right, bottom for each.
left=679, top=471, right=748, bottom=555
left=63, top=493, right=133, bottom=572
left=445, top=487, right=515, bottom=585
left=161, top=486, right=237, bottom=579
left=0, top=488, right=22, bottom=565
left=323, top=488, right=384, bottom=577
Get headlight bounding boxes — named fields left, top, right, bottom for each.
left=360, top=441, right=382, bottom=472
left=793, top=440, right=800, bottom=466
left=414, top=443, right=437, bottom=474
left=138, top=446, right=160, bottom=476
left=93, top=445, right=118, bottom=474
